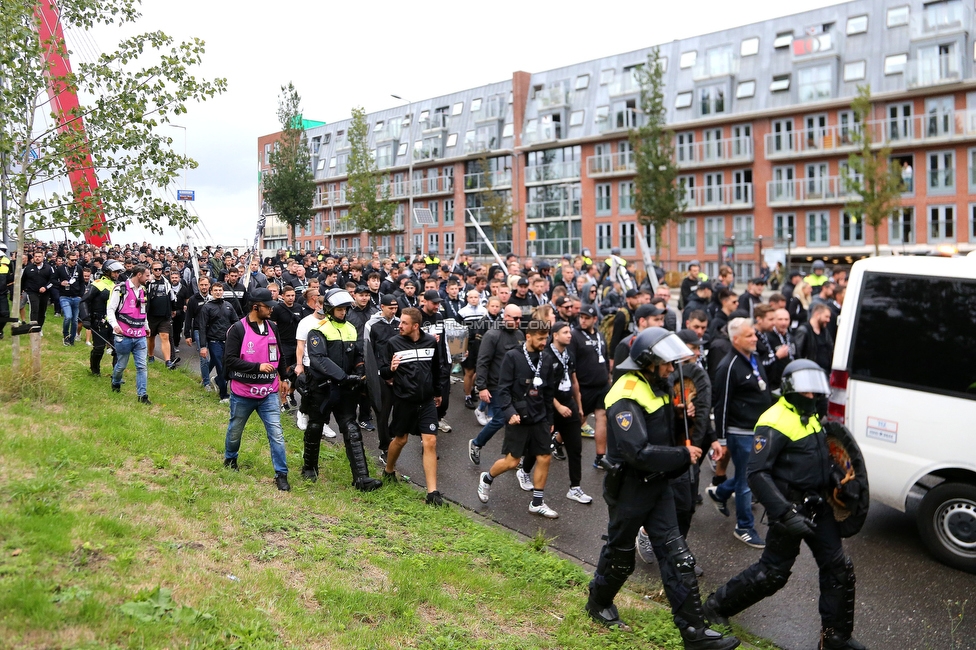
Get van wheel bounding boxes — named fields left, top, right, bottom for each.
left=917, top=482, right=976, bottom=574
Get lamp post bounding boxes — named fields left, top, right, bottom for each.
left=391, top=94, right=414, bottom=258
left=168, top=124, right=188, bottom=190
left=757, top=234, right=763, bottom=276
left=786, top=233, right=793, bottom=278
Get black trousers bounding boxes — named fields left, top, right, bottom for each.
left=373, top=382, right=394, bottom=452
left=89, top=320, right=114, bottom=373
left=0, top=290, right=9, bottom=335
left=26, top=291, right=49, bottom=328
left=670, top=465, right=699, bottom=538
left=554, top=410, right=583, bottom=488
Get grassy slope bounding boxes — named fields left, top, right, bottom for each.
left=0, top=324, right=768, bottom=650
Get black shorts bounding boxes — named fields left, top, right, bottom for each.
left=461, top=350, right=478, bottom=370
left=502, top=421, right=551, bottom=458
left=391, top=398, right=439, bottom=437
left=147, top=316, right=172, bottom=335
left=579, top=384, right=609, bottom=415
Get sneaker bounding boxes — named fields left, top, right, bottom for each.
left=378, top=449, right=388, bottom=466
left=173, top=346, right=180, bottom=354
left=425, top=490, right=444, bottom=506
left=477, top=472, right=491, bottom=503
left=581, top=422, right=595, bottom=438
left=301, top=468, right=318, bottom=482
left=203, top=383, right=214, bottom=392
left=437, top=419, right=452, bottom=433
left=147, top=356, right=155, bottom=363
left=528, top=501, right=558, bottom=518
left=219, top=397, right=230, bottom=404
left=464, top=396, right=477, bottom=410
left=288, top=394, right=298, bottom=408
left=593, top=455, right=607, bottom=470
left=138, top=395, right=152, bottom=405
left=275, top=474, right=291, bottom=491
left=63, top=337, right=71, bottom=346
left=167, top=357, right=181, bottom=370
left=706, top=486, right=731, bottom=517
left=322, top=424, right=337, bottom=439
left=296, top=411, right=309, bottom=431
left=111, top=384, right=121, bottom=393
left=223, top=457, right=239, bottom=471
left=280, top=403, right=291, bottom=414
left=468, top=439, right=482, bottom=465
left=382, top=470, right=399, bottom=483
left=551, top=434, right=566, bottom=461
left=359, top=420, right=375, bottom=431
left=734, top=527, right=766, bottom=549
left=86, top=341, right=93, bottom=347
left=475, top=407, right=489, bottom=427
left=566, top=486, right=593, bottom=504
left=636, top=527, right=656, bottom=564
left=516, top=468, right=534, bottom=491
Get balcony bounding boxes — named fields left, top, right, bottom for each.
left=692, top=56, right=739, bottom=81
left=463, top=169, right=513, bottom=191
left=421, top=114, right=449, bottom=132
left=608, top=75, right=641, bottom=97
left=765, top=176, right=857, bottom=207
left=413, top=174, right=454, bottom=197
left=587, top=151, right=636, bottom=177
left=683, top=183, right=754, bottom=212
left=373, top=122, right=401, bottom=143
left=522, top=121, right=562, bottom=145
left=911, top=2, right=971, bottom=39
left=473, top=102, right=506, bottom=123
left=525, top=199, right=581, bottom=220
left=596, top=108, right=646, bottom=134
left=764, top=124, right=862, bottom=159
left=525, top=160, right=581, bottom=184
left=535, top=84, right=570, bottom=110
left=678, top=135, right=754, bottom=168
left=325, top=189, right=348, bottom=206
left=905, top=52, right=963, bottom=89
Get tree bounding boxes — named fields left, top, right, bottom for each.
left=0, top=0, right=225, bottom=378
left=261, top=83, right=315, bottom=243
left=347, top=106, right=395, bottom=242
left=631, top=48, right=685, bottom=260
left=842, top=85, right=904, bottom=256
left=474, top=152, right=516, bottom=254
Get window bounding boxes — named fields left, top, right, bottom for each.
left=771, top=119, right=794, bottom=153
left=740, top=37, right=760, bottom=57
left=323, top=133, right=332, bottom=145
left=596, top=183, right=612, bottom=214
left=619, top=182, right=635, bottom=213
left=733, top=215, right=754, bottom=244
left=774, top=213, right=796, bottom=244
left=443, top=231, right=455, bottom=255
left=774, top=31, right=793, bottom=49
left=699, top=84, right=726, bottom=115
left=619, top=222, right=636, bottom=255
left=394, top=234, right=404, bottom=255
left=451, top=102, right=463, bottom=116
left=704, top=172, right=724, bottom=205
left=678, top=219, right=697, bottom=253
left=804, top=114, right=828, bottom=150
left=928, top=151, right=954, bottom=192
left=316, top=158, right=326, bottom=171
left=703, top=128, right=724, bottom=160
left=643, top=223, right=657, bottom=251
left=736, top=80, right=756, bottom=99
left=772, top=165, right=795, bottom=200
left=807, top=211, right=829, bottom=245
left=969, top=149, right=976, bottom=189
left=446, top=133, right=458, bottom=148
left=575, top=74, right=590, bottom=90
left=502, top=123, right=514, bottom=138
left=675, top=92, right=693, bottom=109
left=888, top=102, right=913, bottom=140
left=929, top=205, right=955, bottom=241
left=732, top=168, right=753, bottom=203
left=704, top=45, right=734, bottom=76
left=401, top=114, right=411, bottom=128
left=597, top=223, right=612, bottom=254
left=429, top=200, right=438, bottom=224
left=676, top=132, right=695, bottom=163
left=732, top=124, right=752, bottom=157
left=678, top=175, right=696, bottom=204
left=470, top=98, right=485, bottom=114
left=890, top=207, right=914, bottom=244
left=798, top=65, right=832, bottom=101
left=841, top=211, right=864, bottom=244
left=838, top=110, right=860, bottom=145
left=770, top=74, right=791, bottom=92
left=397, top=142, right=408, bottom=157
left=844, top=60, right=866, bottom=82
left=680, top=51, right=697, bottom=69
left=884, top=53, right=908, bottom=75
left=926, top=96, right=954, bottom=137
left=600, top=69, right=615, bottom=85
left=970, top=204, right=976, bottom=242
left=850, top=271, right=976, bottom=399
left=887, top=5, right=909, bottom=28
left=445, top=198, right=455, bottom=225
left=569, top=110, right=584, bottom=127
left=263, top=144, right=271, bottom=165
left=847, top=14, right=868, bottom=35
left=704, top=217, right=723, bottom=252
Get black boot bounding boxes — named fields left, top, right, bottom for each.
left=343, top=423, right=382, bottom=492
left=586, top=545, right=635, bottom=629
left=820, top=629, right=867, bottom=650
left=664, top=537, right=740, bottom=650
left=819, top=557, right=860, bottom=649
left=303, top=423, right=323, bottom=480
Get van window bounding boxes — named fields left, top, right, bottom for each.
left=849, top=272, right=976, bottom=400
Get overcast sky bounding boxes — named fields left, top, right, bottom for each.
left=49, top=0, right=841, bottom=247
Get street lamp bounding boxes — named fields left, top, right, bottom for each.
left=391, top=94, right=414, bottom=257
left=757, top=235, right=763, bottom=276
left=786, top=233, right=793, bottom=277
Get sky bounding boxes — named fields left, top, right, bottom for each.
left=44, top=0, right=842, bottom=247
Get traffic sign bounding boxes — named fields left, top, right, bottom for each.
left=177, top=190, right=195, bottom=201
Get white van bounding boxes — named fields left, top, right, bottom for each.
left=829, top=254, right=976, bottom=573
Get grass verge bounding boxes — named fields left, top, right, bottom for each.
left=0, top=322, right=772, bottom=649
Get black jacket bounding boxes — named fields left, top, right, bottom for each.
left=475, top=325, right=525, bottom=392
left=380, top=331, right=442, bottom=402
left=669, top=361, right=714, bottom=450
left=711, top=349, right=773, bottom=440
left=198, top=298, right=238, bottom=347
left=793, top=322, right=834, bottom=371
left=420, top=308, right=452, bottom=372
left=223, top=280, right=247, bottom=317
left=346, top=303, right=378, bottom=337
left=183, top=292, right=209, bottom=339
left=270, top=301, right=303, bottom=351
left=21, top=262, right=54, bottom=294
left=682, top=296, right=710, bottom=326
left=496, top=346, right=555, bottom=426
left=54, top=263, right=84, bottom=297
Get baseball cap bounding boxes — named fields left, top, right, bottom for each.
left=249, top=288, right=274, bottom=307
left=696, top=281, right=713, bottom=292
left=579, top=304, right=598, bottom=317
left=516, top=277, right=529, bottom=286
left=423, top=289, right=442, bottom=303
left=749, top=276, right=767, bottom=285
left=380, top=294, right=398, bottom=307
left=625, top=288, right=640, bottom=299
left=554, top=296, right=569, bottom=308
left=538, top=260, right=551, bottom=270
left=354, top=284, right=370, bottom=294
left=440, top=264, right=451, bottom=272
left=677, top=329, right=704, bottom=346
left=634, top=304, right=664, bottom=320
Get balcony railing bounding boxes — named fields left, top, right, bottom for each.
left=596, top=108, right=646, bottom=134
left=911, top=2, right=971, bottom=39
left=525, top=199, right=581, bottom=220
left=523, top=122, right=562, bottom=145
left=463, top=169, right=513, bottom=190
left=473, top=102, right=506, bottom=122
left=905, top=52, right=963, bottom=89
left=765, top=176, right=858, bottom=207
left=587, top=151, right=636, bottom=176
left=525, top=160, right=581, bottom=184
left=682, top=183, right=754, bottom=212
left=535, top=84, right=570, bottom=110
left=608, top=75, right=641, bottom=97
left=678, top=135, right=754, bottom=167
left=373, top=122, right=402, bottom=142
left=692, top=56, right=739, bottom=81
left=421, top=114, right=449, bottom=131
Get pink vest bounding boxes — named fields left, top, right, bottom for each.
left=230, top=318, right=280, bottom=399
left=116, top=281, right=147, bottom=338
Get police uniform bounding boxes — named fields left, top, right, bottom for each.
left=83, top=274, right=117, bottom=375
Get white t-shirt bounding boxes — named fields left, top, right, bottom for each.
left=296, top=313, right=322, bottom=365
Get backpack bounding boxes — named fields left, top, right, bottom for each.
left=599, top=308, right=627, bottom=347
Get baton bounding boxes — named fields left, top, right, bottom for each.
left=676, top=360, right=695, bottom=482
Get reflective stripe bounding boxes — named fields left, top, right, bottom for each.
left=605, top=371, right=669, bottom=413
left=755, top=396, right=822, bottom=441
left=394, top=347, right=435, bottom=363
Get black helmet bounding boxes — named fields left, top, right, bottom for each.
left=780, top=359, right=830, bottom=397
left=617, top=327, right=691, bottom=371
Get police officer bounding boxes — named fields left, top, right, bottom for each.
left=704, top=360, right=864, bottom=650
left=0, top=242, right=12, bottom=339
left=83, top=259, right=123, bottom=376
left=587, top=327, right=739, bottom=650
left=804, top=260, right=829, bottom=289
left=301, top=288, right=382, bottom=492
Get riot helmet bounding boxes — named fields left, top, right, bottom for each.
left=322, top=287, right=354, bottom=322
left=781, top=359, right=830, bottom=416
left=617, top=327, right=691, bottom=372
left=104, top=260, right=125, bottom=276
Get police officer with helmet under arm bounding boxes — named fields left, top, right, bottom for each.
left=704, top=359, right=865, bottom=650
left=587, top=326, right=740, bottom=650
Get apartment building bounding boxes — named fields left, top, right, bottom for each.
left=258, top=0, right=976, bottom=276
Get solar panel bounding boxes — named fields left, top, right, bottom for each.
left=413, top=208, right=436, bottom=225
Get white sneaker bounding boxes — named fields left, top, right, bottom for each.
left=516, top=468, right=534, bottom=491
left=437, top=419, right=452, bottom=433
left=475, top=407, right=489, bottom=427
left=636, top=527, right=656, bottom=564
left=219, top=397, right=230, bottom=404
left=322, top=424, right=337, bottom=439
left=529, top=501, right=558, bottom=518
left=86, top=341, right=93, bottom=347
left=296, top=411, right=308, bottom=431
left=566, top=486, right=593, bottom=504
left=477, top=472, right=491, bottom=503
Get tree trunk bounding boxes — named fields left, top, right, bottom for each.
left=873, top=224, right=880, bottom=257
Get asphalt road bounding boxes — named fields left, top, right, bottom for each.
left=171, top=339, right=976, bottom=650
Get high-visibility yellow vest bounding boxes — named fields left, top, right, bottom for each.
left=605, top=372, right=669, bottom=414
left=755, top=397, right=822, bottom=441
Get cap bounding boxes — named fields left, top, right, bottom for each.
left=689, top=259, right=701, bottom=267
left=538, top=260, right=551, bottom=269
left=440, top=264, right=450, bottom=272
left=579, top=304, right=598, bottom=318
left=677, top=329, right=705, bottom=347
left=249, top=288, right=274, bottom=306
left=562, top=254, right=572, bottom=261
left=554, top=296, right=569, bottom=307
left=812, top=260, right=826, bottom=269
left=423, top=289, right=442, bottom=303
left=380, top=294, right=398, bottom=307
left=516, top=277, right=529, bottom=286
left=749, top=276, right=767, bottom=285
left=354, top=284, right=370, bottom=294
left=625, top=288, right=640, bottom=299
left=696, top=281, right=713, bottom=292
left=634, top=304, right=664, bottom=320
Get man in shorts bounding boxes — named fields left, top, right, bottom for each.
left=570, top=304, right=611, bottom=467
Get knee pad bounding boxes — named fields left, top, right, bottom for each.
left=824, top=555, right=855, bottom=590
left=597, top=544, right=636, bottom=579
left=664, top=536, right=696, bottom=573
left=345, top=423, right=362, bottom=445
left=759, top=565, right=791, bottom=594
